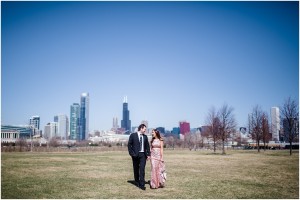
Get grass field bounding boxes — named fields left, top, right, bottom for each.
left=1, top=149, right=299, bottom=199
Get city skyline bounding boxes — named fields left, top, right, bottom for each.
left=2, top=1, right=299, bottom=131
left=2, top=93, right=295, bottom=133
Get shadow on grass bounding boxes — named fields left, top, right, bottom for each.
left=127, top=180, right=151, bottom=188
left=127, top=180, right=138, bottom=187
left=203, top=152, right=232, bottom=156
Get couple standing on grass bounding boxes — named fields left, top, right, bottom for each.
left=128, top=124, right=166, bottom=190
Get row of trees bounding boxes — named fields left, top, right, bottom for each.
left=163, top=104, right=238, bottom=154
left=1, top=137, right=127, bottom=152
left=203, top=96, right=299, bottom=155
left=248, top=105, right=271, bottom=152
left=248, top=97, right=299, bottom=155
left=204, top=104, right=236, bottom=155
left=164, top=97, right=298, bottom=155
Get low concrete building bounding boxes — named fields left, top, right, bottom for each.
left=1, top=130, right=20, bottom=143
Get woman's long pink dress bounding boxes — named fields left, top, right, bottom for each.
left=150, top=139, right=166, bottom=189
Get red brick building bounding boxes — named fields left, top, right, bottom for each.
left=179, top=121, right=190, bottom=135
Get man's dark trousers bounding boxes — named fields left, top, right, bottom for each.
left=132, top=152, right=146, bottom=187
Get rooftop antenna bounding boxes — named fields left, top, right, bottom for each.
left=123, top=96, right=128, bottom=103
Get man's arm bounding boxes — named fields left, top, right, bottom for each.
left=145, top=136, right=151, bottom=157
left=128, top=134, right=134, bottom=156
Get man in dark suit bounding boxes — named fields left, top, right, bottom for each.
left=128, top=124, right=151, bottom=190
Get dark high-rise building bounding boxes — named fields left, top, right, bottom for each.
left=156, top=127, right=165, bottom=134
left=121, top=96, right=131, bottom=133
left=79, top=93, right=89, bottom=141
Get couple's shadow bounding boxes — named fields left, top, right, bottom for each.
left=127, top=180, right=150, bottom=188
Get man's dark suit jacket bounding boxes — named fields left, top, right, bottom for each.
left=128, top=132, right=151, bottom=157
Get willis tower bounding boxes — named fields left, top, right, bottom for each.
left=121, top=96, right=131, bottom=134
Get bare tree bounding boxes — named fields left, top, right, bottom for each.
left=191, top=133, right=198, bottom=151
left=184, top=133, right=195, bottom=151
left=281, top=97, right=299, bottom=155
left=165, top=136, right=175, bottom=150
left=262, top=112, right=271, bottom=151
left=176, top=138, right=183, bottom=148
left=218, top=104, right=237, bottom=155
left=194, top=131, right=202, bottom=150
left=205, top=106, right=221, bottom=153
left=16, top=137, right=27, bottom=152
left=49, top=138, right=59, bottom=147
left=249, top=105, right=263, bottom=152
left=197, top=130, right=206, bottom=149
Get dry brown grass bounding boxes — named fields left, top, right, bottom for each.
left=1, top=149, right=298, bottom=198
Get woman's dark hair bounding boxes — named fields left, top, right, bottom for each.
left=138, top=124, right=147, bottom=131
left=151, top=129, right=163, bottom=146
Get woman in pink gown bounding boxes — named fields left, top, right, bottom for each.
left=150, top=129, right=166, bottom=189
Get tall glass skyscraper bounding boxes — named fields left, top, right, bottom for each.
left=121, top=96, right=131, bottom=134
left=70, top=103, right=80, bottom=140
left=29, top=116, right=40, bottom=130
left=79, top=93, right=89, bottom=140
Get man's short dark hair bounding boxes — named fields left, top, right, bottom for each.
left=138, top=124, right=147, bottom=131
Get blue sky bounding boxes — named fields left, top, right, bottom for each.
left=2, top=1, right=299, bottom=131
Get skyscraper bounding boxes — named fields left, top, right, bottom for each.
left=179, top=121, right=190, bottom=135
left=79, top=93, right=89, bottom=141
left=70, top=103, right=80, bottom=140
left=121, top=96, right=131, bottom=134
left=271, top=107, right=280, bottom=141
left=29, top=116, right=40, bottom=130
left=57, top=114, right=69, bottom=140
left=44, top=122, right=58, bottom=140
left=172, top=127, right=180, bottom=138
left=113, top=117, right=119, bottom=130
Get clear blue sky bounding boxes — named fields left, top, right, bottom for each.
left=2, top=1, right=299, bottom=131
